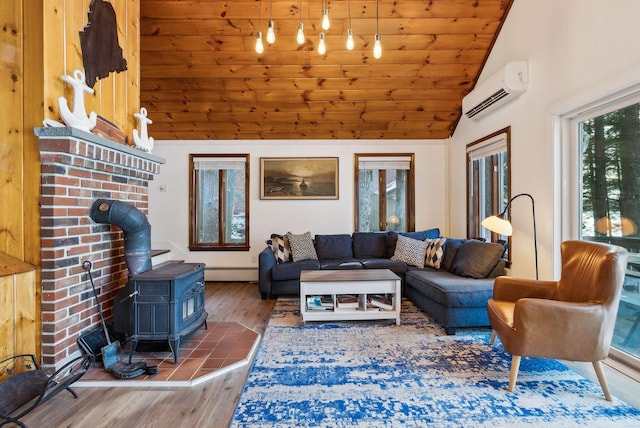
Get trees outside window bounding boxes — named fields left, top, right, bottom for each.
left=189, top=154, right=249, bottom=251
left=576, top=101, right=640, bottom=362
left=355, top=154, right=415, bottom=232
left=467, top=128, right=511, bottom=242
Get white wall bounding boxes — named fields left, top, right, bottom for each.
left=449, top=0, right=640, bottom=279
left=148, top=139, right=446, bottom=280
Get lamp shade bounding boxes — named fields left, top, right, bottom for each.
left=481, top=215, right=513, bottom=236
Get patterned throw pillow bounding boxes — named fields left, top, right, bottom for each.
left=425, top=237, right=447, bottom=269
left=286, top=231, right=318, bottom=262
left=270, top=234, right=291, bottom=264
left=391, top=234, right=428, bottom=268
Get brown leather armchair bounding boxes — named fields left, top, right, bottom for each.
left=487, top=240, right=628, bottom=401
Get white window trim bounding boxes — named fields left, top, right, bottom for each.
left=552, top=65, right=640, bottom=278
left=553, top=69, right=640, bottom=372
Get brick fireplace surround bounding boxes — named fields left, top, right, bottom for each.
left=36, top=127, right=165, bottom=368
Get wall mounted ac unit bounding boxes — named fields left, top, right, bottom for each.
left=462, top=60, right=529, bottom=119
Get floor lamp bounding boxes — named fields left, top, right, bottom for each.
left=481, top=193, right=539, bottom=279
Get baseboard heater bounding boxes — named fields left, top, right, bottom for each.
left=205, top=267, right=257, bottom=282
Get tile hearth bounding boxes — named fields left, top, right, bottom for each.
left=76, top=321, right=259, bottom=387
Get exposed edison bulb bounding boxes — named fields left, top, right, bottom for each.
left=255, top=32, right=264, bottom=54
left=346, top=28, right=355, bottom=50
left=266, top=20, right=276, bottom=44
left=373, top=34, right=382, bottom=59
left=321, top=9, right=330, bottom=30
left=296, top=22, right=305, bottom=45
left=318, top=33, right=326, bottom=55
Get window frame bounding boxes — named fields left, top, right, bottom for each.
left=188, top=153, right=250, bottom=251
left=354, top=153, right=415, bottom=232
left=466, top=127, right=511, bottom=243
left=564, top=87, right=640, bottom=375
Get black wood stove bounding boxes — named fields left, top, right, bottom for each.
left=90, top=199, right=208, bottom=364
left=114, top=261, right=207, bottom=364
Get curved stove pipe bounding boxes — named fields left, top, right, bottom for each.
left=90, top=199, right=152, bottom=275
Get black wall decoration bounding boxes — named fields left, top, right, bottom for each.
left=80, top=0, right=128, bottom=88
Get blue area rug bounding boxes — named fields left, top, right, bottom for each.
left=231, top=298, right=640, bottom=427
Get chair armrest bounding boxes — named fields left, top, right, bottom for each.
left=513, top=298, right=609, bottom=360
left=258, top=246, right=276, bottom=296
left=493, top=276, right=558, bottom=302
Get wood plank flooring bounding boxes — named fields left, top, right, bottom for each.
left=19, top=281, right=639, bottom=427
left=21, top=282, right=276, bottom=428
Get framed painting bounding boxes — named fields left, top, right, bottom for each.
left=260, top=157, right=339, bottom=200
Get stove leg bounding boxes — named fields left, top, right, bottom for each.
left=169, top=338, right=180, bottom=364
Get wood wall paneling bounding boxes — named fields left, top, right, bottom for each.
left=1, top=0, right=24, bottom=258
left=5, top=0, right=141, bottom=363
left=0, top=253, right=37, bottom=361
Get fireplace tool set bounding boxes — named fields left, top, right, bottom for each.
left=78, top=260, right=158, bottom=379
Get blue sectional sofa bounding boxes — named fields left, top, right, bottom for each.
left=258, top=230, right=505, bottom=334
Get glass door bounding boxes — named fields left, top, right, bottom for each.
left=576, top=100, right=640, bottom=368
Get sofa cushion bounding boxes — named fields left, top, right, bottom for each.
left=425, top=237, right=447, bottom=269
left=442, top=238, right=467, bottom=272
left=360, top=259, right=409, bottom=276
left=451, top=240, right=505, bottom=279
left=352, top=232, right=388, bottom=259
left=319, top=259, right=363, bottom=270
left=270, top=234, right=291, bottom=264
left=387, top=228, right=440, bottom=257
left=314, top=234, right=354, bottom=260
left=391, top=235, right=429, bottom=268
left=272, top=259, right=321, bottom=281
left=405, top=269, right=495, bottom=307
left=287, top=231, right=318, bottom=262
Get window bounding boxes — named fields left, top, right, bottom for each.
left=466, top=128, right=511, bottom=242
left=573, top=97, right=640, bottom=365
left=189, top=154, right=249, bottom=251
left=354, top=154, right=415, bottom=232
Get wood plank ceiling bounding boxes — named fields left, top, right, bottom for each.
left=140, top=0, right=514, bottom=140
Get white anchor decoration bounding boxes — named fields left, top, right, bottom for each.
left=133, top=107, right=154, bottom=153
left=58, top=69, right=97, bottom=132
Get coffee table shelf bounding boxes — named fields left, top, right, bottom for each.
left=300, top=269, right=401, bottom=325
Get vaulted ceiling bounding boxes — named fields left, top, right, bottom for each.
left=140, top=0, right=514, bottom=140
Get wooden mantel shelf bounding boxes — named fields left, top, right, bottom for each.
left=0, top=252, right=35, bottom=276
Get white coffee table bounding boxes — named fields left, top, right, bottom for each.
left=299, top=269, right=401, bottom=325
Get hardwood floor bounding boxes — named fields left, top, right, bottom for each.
left=18, top=281, right=639, bottom=427
left=21, top=282, right=276, bottom=428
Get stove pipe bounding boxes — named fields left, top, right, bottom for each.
left=90, top=199, right=152, bottom=275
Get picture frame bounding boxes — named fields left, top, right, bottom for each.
left=260, top=157, right=339, bottom=200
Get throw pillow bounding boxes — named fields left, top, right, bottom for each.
left=442, top=238, right=466, bottom=272
left=287, top=231, right=318, bottom=262
left=391, top=234, right=428, bottom=268
left=270, top=234, right=291, bottom=264
left=386, top=228, right=440, bottom=257
left=425, top=237, right=447, bottom=269
left=451, top=240, right=505, bottom=279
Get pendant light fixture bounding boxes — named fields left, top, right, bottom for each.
left=373, top=0, right=382, bottom=59
left=255, top=0, right=264, bottom=54
left=318, top=32, right=327, bottom=55
left=266, top=0, right=276, bottom=44
left=321, top=0, right=330, bottom=31
left=296, top=0, right=305, bottom=45
left=346, top=0, right=354, bottom=50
